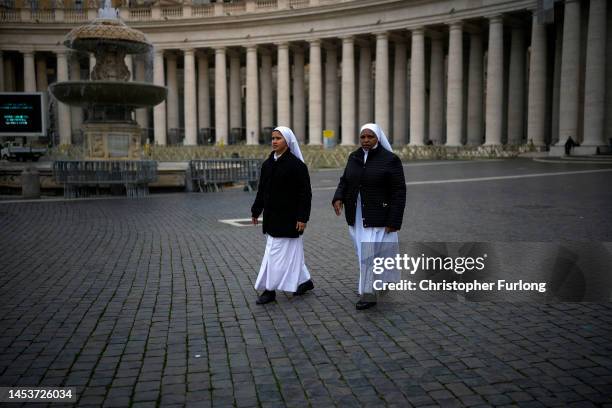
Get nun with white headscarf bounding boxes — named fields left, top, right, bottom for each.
left=251, top=126, right=314, bottom=304
left=333, top=123, right=406, bottom=310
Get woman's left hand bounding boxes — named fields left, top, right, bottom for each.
left=296, top=222, right=306, bottom=232
left=385, top=226, right=398, bottom=233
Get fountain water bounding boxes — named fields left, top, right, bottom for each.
left=49, top=0, right=166, bottom=159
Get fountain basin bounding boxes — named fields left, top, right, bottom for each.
left=64, top=19, right=151, bottom=54
left=49, top=81, right=167, bottom=108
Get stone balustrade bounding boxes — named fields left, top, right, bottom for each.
left=0, top=0, right=324, bottom=23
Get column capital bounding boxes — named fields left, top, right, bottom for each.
left=55, top=49, right=69, bottom=57
left=487, top=14, right=504, bottom=24
left=447, top=21, right=463, bottom=30
left=462, top=21, right=484, bottom=34
left=246, top=44, right=258, bottom=52
left=196, top=49, right=210, bottom=59
left=411, top=27, right=425, bottom=36
left=214, top=46, right=227, bottom=54
left=374, top=31, right=389, bottom=40
left=227, top=48, right=242, bottom=59
left=321, top=39, right=338, bottom=51
left=504, top=15, right=527, bottom=29
left=291, top=43, right=305, bottom=54
left=388, top=31, right=409, bottom=42
left=259, top=46, right=273, bottom=55
left=308, top=39, right=321, bottom=47
left=354, top=38, right=371, bottom=48
left=275, top=42, right=289, bottom=49
left=427, top=27, right=446, bottom=40
left=341, top=36, right=354, bottom=44
left=182, top=48, right=195, bottom=55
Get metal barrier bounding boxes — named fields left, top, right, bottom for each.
left=189, top=158, right=263, bottom=192
left=53, top=160, right=158, bottom=198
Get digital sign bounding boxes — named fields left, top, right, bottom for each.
left=0, top=93, right=46, bottom=137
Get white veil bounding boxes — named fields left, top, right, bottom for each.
left=274, top=126, right=305, bottom=163
left=360, top=123, right=393, bottom=152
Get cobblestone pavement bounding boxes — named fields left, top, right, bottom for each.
left=1, top=159, right=611, bottom=407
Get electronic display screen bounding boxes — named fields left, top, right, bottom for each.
left=0, top=93, right=46, bottom=136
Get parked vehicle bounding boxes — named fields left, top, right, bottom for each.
left=1, top=142, right=47, bottom=161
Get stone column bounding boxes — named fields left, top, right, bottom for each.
left=153, top=49, right=167, bottom=145
left=4, top=56, right=15, bottom=92
left=308, top=39, right=323, bottom=144
left=429, top=36, right=445, bottom=145
left=558, top=0, right=581, bottom=144
left=485, top=16, right=504, bottom=145
left=36, top=55, right=48, bottom=92
left=0, top=52, right=4, bottom=91
left=507, top=27, right=526, bottom=144
left=447, top=22, right=464, bottom=146
left=582, top=0, right=607, bottom=147
left=229, top=50, right=242, bottom=138
left=23, top=51, right=36, bottom=92
left=246, top=45, right=259, bottom=145
left=393, top=37, right=408, bottom=145
left=358, top=44, right=373, bottom=126
left=214, top=47, right=228, bottom=145
left=69, top=55, right=83, bottom=138
left=89, top=54, right=96, bottom=79
left=527, top=12, right=547, bottom=147
left=551, top=18, right=563, bottom=143
left=341, top=36, right=356, bottom=145
left=56, top=51, right=71, bottom=145
left=606, top=0, right=612, bottom=142
left=324, top=43, right=339, bottom=138
left=375, top=32, right=390, bottom=134
left=184, top=48, right=197, bottom=146
left=134, top=57, right=149, bottom=133
left=277, top=42, right=291, bottom=126
left=292, top=46, right=306, bottom=143
left=409, top=29, right=425, bottom=146
left=467, top=33, right=484, bottom=145
left=166, top=53, right=179, bottom=133
left=260, top=49, right=273, bottom=131
left=197, top=52, right=210, bottom=131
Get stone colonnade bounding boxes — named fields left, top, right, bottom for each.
left=1, top=0, right=609, bottom=152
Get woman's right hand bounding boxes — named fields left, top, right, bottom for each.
left=333, top=200, right=343, bottom=216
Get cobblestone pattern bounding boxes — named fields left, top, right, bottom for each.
left=1, top=160, right=612, bottom=407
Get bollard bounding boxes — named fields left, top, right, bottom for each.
left=22, top=167, right=41, bottom=199
left=185, top=165, right=194, bottom=192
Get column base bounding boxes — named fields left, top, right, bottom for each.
left=549, top=144, right=610, bottom=156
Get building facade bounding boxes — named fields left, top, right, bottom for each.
left=0, top=0, right=610, bottom=154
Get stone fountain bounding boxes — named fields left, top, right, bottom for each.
left=49, top=0, right=166, bottom=159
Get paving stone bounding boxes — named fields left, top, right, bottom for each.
left=1, top=160, right=612, bottom=407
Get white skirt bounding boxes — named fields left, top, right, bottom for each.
left=255, top=234, right=311, bottom=292
left=349, top=194, right=400, bottom=295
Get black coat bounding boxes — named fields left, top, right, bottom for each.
left=333, top=146, right=406, bottom=229
left=251, top=151, right=312, bottom=238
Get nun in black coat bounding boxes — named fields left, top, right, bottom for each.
left=333, top=123, right=406, bottom=310
left=251, top=127, right=314, bottom=304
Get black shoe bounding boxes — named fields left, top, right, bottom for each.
left=294, top=280, right=314, bottom=296
left=356, top=300, right=377, bottom=310
left=256, top=290, right=276, bottom=305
